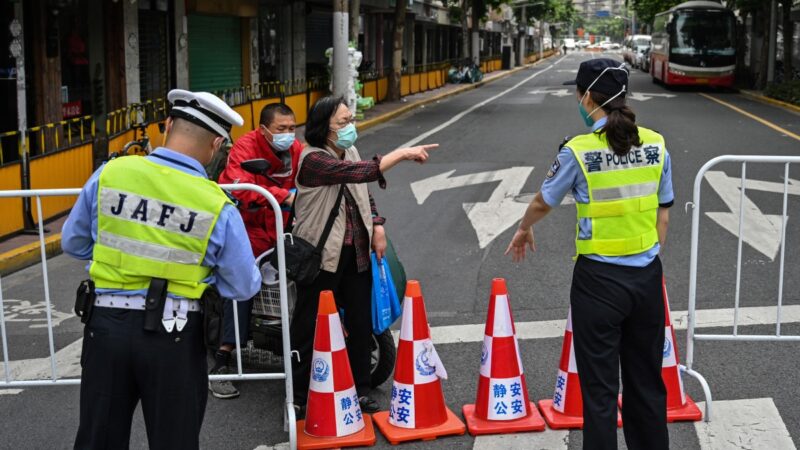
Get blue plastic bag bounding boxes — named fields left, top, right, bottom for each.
left=371, top=253, right=402, bottom=335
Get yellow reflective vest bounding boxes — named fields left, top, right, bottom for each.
left=90, top=156, right=232, bottom=299
left=567, top=127, right=665, bottom=256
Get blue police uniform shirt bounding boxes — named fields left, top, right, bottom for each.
left=540, top=117, right=674, bottom=267
left=62, top=147, right=262, bottom=300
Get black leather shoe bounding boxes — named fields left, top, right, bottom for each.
left=358, top=395, right=379, bottom=413
left=293, top=403, right=306, bottom=420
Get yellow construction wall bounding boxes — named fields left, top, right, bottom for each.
left=231, top=104, right=254, bottom=140
left=308, top=89, right=326, bottom=111
left=363, top=81, right=377, bottom=101
left=108, top=130, right=135, bottom=155
left=29, top=143, right=92, bottom=220
left=377, top=78, right=389, bottom=102
left=0, top=163, right=23, bottom=237
left=284, top=94, right=308, bottom=125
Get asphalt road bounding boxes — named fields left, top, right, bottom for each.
left=1, top=51, right=799, bottom=449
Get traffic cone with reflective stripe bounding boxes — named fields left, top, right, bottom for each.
left=463, top=278, right=546, bottom=435
left=538, top=308, right=622, bottom=429
left=373, top=280, right=466, bottom=444
left=297, top=290, right=377, bottom=450
left=659, top=277, right=702, bottom=422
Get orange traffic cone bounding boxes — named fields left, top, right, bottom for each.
left=538, top=308, right=622, bottom=429
left=373, top=281, right=466, bottom=444
left=463, top=278, right=546, bottom=435
left=297, top=291, right=377, bottom=450
left=660, top=277, right=702, bottom=422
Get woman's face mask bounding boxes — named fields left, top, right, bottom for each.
left=578, top=93, right=595, bottom=127
left=333, top=123, right=358, bottom=149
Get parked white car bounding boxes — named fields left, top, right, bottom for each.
left=622, top=35, right=652, bottom=68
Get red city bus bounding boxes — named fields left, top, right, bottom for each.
left=650, top=1, right=736, bottom=87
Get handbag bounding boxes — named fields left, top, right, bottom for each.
left=270, top=185, right=345, bottom=285
left=371, top=253, right=402, bottom=334
left=383, top=237, right=406, bottom=301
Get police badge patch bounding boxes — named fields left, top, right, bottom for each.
left=546, top=158, right=561, bottom=179
left=311, top=358, right=330, bottom=382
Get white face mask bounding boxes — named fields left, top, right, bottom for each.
left=582, top=63, right=629, bottom=117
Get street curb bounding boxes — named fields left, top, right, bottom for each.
left=358, top=54, right=558, bottom=132
left=739, top=90, right=800, bottom=114
left=0, top=233, right=63, bottom=276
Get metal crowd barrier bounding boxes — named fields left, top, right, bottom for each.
left=682, top=155, right=800, bottom=422
left=0, top=184, right=297, bottom=449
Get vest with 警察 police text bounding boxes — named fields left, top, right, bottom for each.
left=567, top=127, right=665, bottom=256
left=89, top=156, right=231, bottom=299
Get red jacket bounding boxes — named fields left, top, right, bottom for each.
left=218, top=129, right=302, bottom=257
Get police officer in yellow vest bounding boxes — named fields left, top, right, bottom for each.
left=62, top=89, right=261, bottom=450
left=506, top=59, right=672, bottom=450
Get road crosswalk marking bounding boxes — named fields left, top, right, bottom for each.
left=472, top=430, right=569, bottom=449
left=695, top=398, right=796, bottom=450
left=258, top=398, right=796, bottom=449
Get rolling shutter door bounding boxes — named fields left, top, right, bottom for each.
left=188, top=15, right=242, bottom=92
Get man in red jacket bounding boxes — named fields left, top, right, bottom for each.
left=210, top=103, right=302, bottom=398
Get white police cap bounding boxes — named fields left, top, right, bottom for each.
left=167, top=89, right=244, bottom=138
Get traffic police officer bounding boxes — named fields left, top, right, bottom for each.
left=506, top=59, right=673, bottom=450
left=63, top=89, right=261, bottom=450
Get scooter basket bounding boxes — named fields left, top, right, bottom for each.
left=251, top=279, right=296, bottom=318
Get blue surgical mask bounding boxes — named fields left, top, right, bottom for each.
left=334, top=123, right=358, bottom=149
left=270, top=132, right=295, bottom=151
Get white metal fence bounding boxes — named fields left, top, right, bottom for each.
left=682, top=155, right=800, bottom=422
left=0, top=184, right=298, bottom=448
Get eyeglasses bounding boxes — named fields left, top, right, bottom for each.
left=332, top=117, right=356, bottom=128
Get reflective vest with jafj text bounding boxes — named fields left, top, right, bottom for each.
left=568, top=127, right=665, bottom=256
left=89, top=156, right=231, bottom=299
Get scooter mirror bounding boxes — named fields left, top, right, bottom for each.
left=241, top=158, right=270, bottom=175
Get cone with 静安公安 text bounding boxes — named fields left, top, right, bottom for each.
left=538, top=308, right=622, bottom=429
left=462, top=278, right=546, bottom=435
left=372, top=280, right=466, bottom=445
left=296, top=290, right=376, bottom=450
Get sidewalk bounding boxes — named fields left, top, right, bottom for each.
left=0, top=56, right=554, bottom=276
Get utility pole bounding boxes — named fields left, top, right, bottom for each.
left=767, top=0, right=777, bottom=83
left=10, top=3, right=36, bottom=232
left=472, top=0, right=481, bottom=65
left=332, top=0, right=350, bottom=103
left=519, top=6, right=526, bottom=65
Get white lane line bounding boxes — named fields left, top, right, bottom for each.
left=473, top=430, right=569, bottom=450
left=398, top=55, right=569, bottom=148
left=253, top=444, right=289, bottom=450
left=695, top=398, right=796, bottom=450
left=0, top=389, right=23, bottom=395
left=0, top=337, right=83, bottom=395
left=404, top=305, right=800, bottom=345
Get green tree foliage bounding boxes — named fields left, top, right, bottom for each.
left=629, top=0, right=681, bottom=25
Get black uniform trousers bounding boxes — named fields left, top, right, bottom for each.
left=74, top=306, right=207, bottom=450
left=291, top=245, right=373, bottom=405
left=570, top=255, right=668, bottom=450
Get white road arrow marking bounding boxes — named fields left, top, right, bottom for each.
left=528, top=89, right=573, bottom=97
left=704, top=171, right=789, bottom=260
left=628, top=92, right=677, bottom=101
left=743, top=176, right=800, bottom=195
left=410, top=167, right=534, bottom=248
